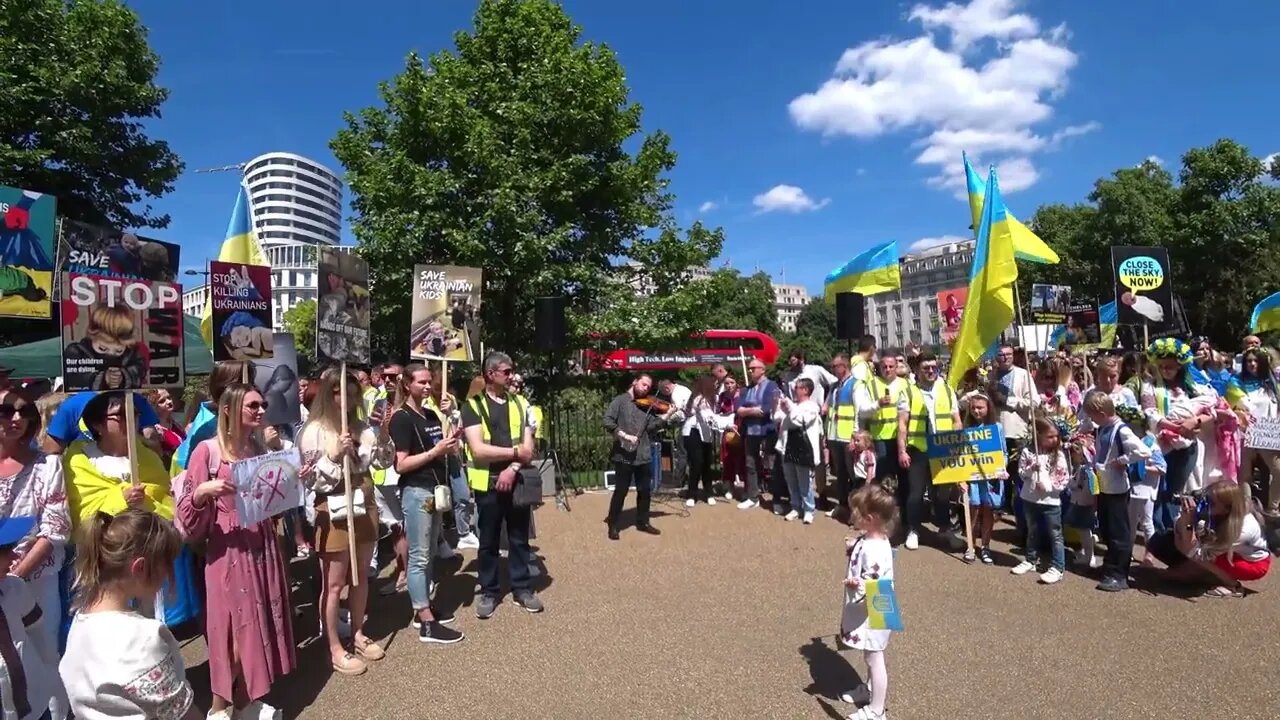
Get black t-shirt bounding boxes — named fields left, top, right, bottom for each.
left=461, top=394, right=518, bottom=477
left=389, top=406, right=448, bottom=488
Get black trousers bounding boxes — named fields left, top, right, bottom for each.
left=683, top=433, right=714, bottom=499
left=1097, top=491, right=1132, bottom=582
left=607, top=461, right=652, bottom=528
left=898, top=447, right=952, bottom=533
left=827, top=439, right=851, bottom=502
left=475, top=489, right=534, bottom=598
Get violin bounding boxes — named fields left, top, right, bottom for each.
left=634, top=396, right=674, bottom=414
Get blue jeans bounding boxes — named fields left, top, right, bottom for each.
left=782, top=461, right=816, bottom=515
left=449, top=471, right=472, bottom=534
left=476, top=488, right=534, bottom=598
left=1155, top=445, right=1197, bottom=533
left=1023, top=502, right=1065, bottom=571
left=401, top=485, right=442, bottom=611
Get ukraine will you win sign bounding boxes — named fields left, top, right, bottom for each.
left=926, top=424, right=1007, bottom=485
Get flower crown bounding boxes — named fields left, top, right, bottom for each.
left=1146, top=337, right=1194, bottom=366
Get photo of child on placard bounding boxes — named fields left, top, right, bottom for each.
left=59, top=273, right=185, bottom=392
left=61, top=219, right=181, bottom=283
left=410, top=264, right=483, bottom=362
left=316, top=248, right=371, bottom=365
left=210, top=261, right=274, bottom=362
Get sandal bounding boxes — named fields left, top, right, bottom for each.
left=331, top=651, right=367, bottom=676
left=354, top=636, right=386, bottom=661
left=1204, top=585, right=1244, bottom=599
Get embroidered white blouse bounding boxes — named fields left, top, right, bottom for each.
left=59, top=611, right=194, bottom=720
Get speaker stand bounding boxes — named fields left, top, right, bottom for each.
left=544, top=350, right=574, bottom=512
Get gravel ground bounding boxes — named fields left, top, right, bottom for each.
left=178, top=491, right=1280, bottom=719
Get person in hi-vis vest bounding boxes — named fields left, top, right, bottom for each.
left=460, top=352, right=544, bottom=620
left=856, top=355, right=908, bottom=486
left=821, top=337, right=874, bottom=513
left=895, top=353, right=962, bottom=551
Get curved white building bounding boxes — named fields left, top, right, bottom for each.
left=242, top=152, right=346, bottom=328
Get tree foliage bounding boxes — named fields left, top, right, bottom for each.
left=282, top=299, right=317, bottom=371
left=330, top=0, right=721, bottom=363
left=1021, top=139, right=1280, bottom=347
left=0, top=0, right=183, bottom=229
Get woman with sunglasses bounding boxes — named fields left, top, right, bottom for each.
left=298, top=368, right=393, bottom=677
left=177, top=384, right=296, bottom=720
left=0, top=395, right=72, bottom=718
left=64, top=393, right=174, bottom=529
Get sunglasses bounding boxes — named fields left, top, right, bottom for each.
left=245, top=401, right=270, bottom=412
left=495, top=368, right=514, bottom=376
left=0, top=404, right=36, bottom=419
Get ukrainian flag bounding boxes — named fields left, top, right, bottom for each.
left=865, top=579, right=903, bottom=631
left=200, top=185, right=270, bottom=346
left=824, top=239, right=901, bottom=300
left=948, top=166, right=1018, bottom=389
left=1048, top=301, right=1118, bottom=350
left=963, top=153, right=1059, bottom=265
left=1250, top=291, right=1280, bottom=334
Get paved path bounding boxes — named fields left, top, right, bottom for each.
left=179, top=492, right=1280, bottom=719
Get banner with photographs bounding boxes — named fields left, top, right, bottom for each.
left=1053, top=304, right=1102, bottom=347
left=316, top=248, right=370, bottom=365
left=253, top=333, right=302, bottom=427
left=59, top=273, right=184, bottom=391
left=0, top=185, right=57, bottom=319
left=210, top=261, right=274, bottom=362
left=1111, top=246, right=1173, bottom=325
left=61, top=219, right=181, bottom=283
left=1030, top=283, right=1073, bottom=324
left=409, top=264, right=483, bottom=362
left=936, top=287, right=968, bottom=345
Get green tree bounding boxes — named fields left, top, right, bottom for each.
left=788, top=295, right=841, bottom=361
left=0, top=0, right=183, bottom=229
left=282, top=299, right=317, bottom=370
left=1021, top=140, right=1280, bottom=346
left=331, top=0, right=720, bottom=362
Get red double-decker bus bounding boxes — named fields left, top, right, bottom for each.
left=584, top=329, right=781, bottom=371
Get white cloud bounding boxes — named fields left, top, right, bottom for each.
left=1143, top=155, right=1165, bottom=167
left=788, top=0, right=1095, bottom=197
left=907, top=234, right=970, bottom=253
left=752, top=184, right=830, bottom=214
left=856, top=167, right=868, bottom=176
left=1262, top=153, right=1277, bottom=174
left=697, top=200, right=718, bottom=213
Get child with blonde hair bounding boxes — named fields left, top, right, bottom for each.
left=849, top=430, right=877, bottom=490
left=960, top=393, right=1004, bottom=564
left=1083, top=390, right=1152, bottom=592
left=1012, top=416, right=1071, bottom=584
left=837, top=485, right=899, bottom=720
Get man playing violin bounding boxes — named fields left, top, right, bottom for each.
left=602, top=374, right=678, bottom=541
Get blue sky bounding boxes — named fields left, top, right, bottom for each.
left=128, top=0, right=1279, bottom=294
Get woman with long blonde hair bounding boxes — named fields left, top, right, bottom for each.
left=1146, top=482, right=1271, bottom=597
left=298, top=368, right=393, bottom=675
left=177, top=384, right=295, bottom=719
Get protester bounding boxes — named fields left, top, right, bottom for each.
left=895, top=353, right=962, bottom=550
left=147, top=388, right=185, bottom=468
left=1141, top=339, right=1206, bottom=533
left=1230, top=347, right=1280, bottom=513
left=735, top=358, right=781, bottom=511
left=1011, top=416, right=1070, bottom=584
left=681, top=374, right=720, bottom=508
left=775, top=377, right=821, bottom=524
left=0, top=515, right=65, bottom=720
left=1086, top=390, right=1153, bottom=592
left=838, top=485, right=898, bottom=720
left=1146, top=485, right=1271, bottom=597
left=959, top=393, right=1003, bottom=564
left=430, top=371, right=478, bottom=550
left=1115, top=405, right=1166, bottom=564
left=990, top=344, right=1038, bottom=545
left=179, top=384, right=296, bottom=715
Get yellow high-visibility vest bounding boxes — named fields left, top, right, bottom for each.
left=904, top=379, right=957, bottom=452
left=530, top=405, right=545, bottom=440
left=464, top=393, right=528, bottom=492
left=867, top=376, right=908, bottom=441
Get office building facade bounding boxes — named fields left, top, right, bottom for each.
left=864, top=240, right=975, bottom=353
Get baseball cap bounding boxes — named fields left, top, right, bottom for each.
left=0, top=517, right=35, bottom=548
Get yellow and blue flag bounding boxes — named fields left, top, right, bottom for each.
left=865, top=579, right=903, bottom=631
left=824, top=239, right=900, bottom=300
left=200, top=184, right=269, bottom=346
left=1250, top=291, right=1280, bottom=334
left=948, top=166, right=1019, bottom=389
left=963, top=153, right=1059, bottom=265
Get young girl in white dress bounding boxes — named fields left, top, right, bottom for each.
left=838, top=484, right=898, bottom=720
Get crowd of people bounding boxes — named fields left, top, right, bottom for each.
left=0, top=350, right=542, bottom=720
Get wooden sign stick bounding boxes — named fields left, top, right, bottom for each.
left=340, top=361, right=360, bottom=586
left=124, top=391, right=140, bottom=487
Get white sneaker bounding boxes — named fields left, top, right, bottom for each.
left=904, top=531, right=919, bottom=550
left=826, top=508, right=838, bottom=518
left=436, top=541, right=458, bottom=560
left=737, top=499, right=758, bottom=510
left=784, top=510, right=800, bottom=522
left=457, top=533, right=479, bottom=550
left=838, top=683, right=867, bottom=704
left=708, top=497, right=717, bottom=506
left=207, top=711, right=233, bottom=720
left=242, top=701, right=283, bottom=720
left=848, top=706, right=888, bottom=719
left=1010, top=560, right=1036, bottom=575
left=686, top=498, right=695, bottom=508
left=1088, top=555, right=1103, bottom=570
left=724, top=491, right=734, bottom=501
left=803, top=512, right=814, bottom=525
left=1040, top=567, right=1064, bottom=584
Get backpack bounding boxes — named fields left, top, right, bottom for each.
left=171, top=439, right=222, bottom=538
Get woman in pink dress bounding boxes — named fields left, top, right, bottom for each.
left=178, top=384, right=295, bottom=720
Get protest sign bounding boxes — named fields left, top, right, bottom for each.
left=1111, top=247, right=1173, bottom=325
left=253, top=333, right=302, bottom=427
left=926, top=424, right=1006, bottom=485
left=410, top=264, right=483, bottom=362
left=231, top=447, right=304, bottom=527
left=936, top=287, right=967, bottom=345
left=315, top=248, right=370, bottom=365
left=1055, top=304, right=1102, bottom=347
left=1030, top=283, right=1073, bottom=324
left=60, top=219, right=181, bottom=283
left=1245, top=417, right=1280, bottom=452
left=210, top=261, right=274, bottom=362
left=0, top=184, right=57, bottom=319
left=59, top=273, right=184, bottom=391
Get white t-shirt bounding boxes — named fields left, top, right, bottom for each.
left=0, top=575, right=58, bottom=720
left=1227, top=514, right=1270, bottom=563
left=59, top=611, right=194, bottom=720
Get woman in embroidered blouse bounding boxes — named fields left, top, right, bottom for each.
left=1141, top=339, right=1209, bottom=533
left=297, top=368, right=393, bottom=676
left=1231, top=348, right=1280, bottom=513
left=177, top=384, right=295, bottom=720
left=0, top=393, right=71, bottom=718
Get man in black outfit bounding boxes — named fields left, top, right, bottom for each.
left=460, top=351, right=543, bottom=620
left=602, top=374, right=676, bottom=540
